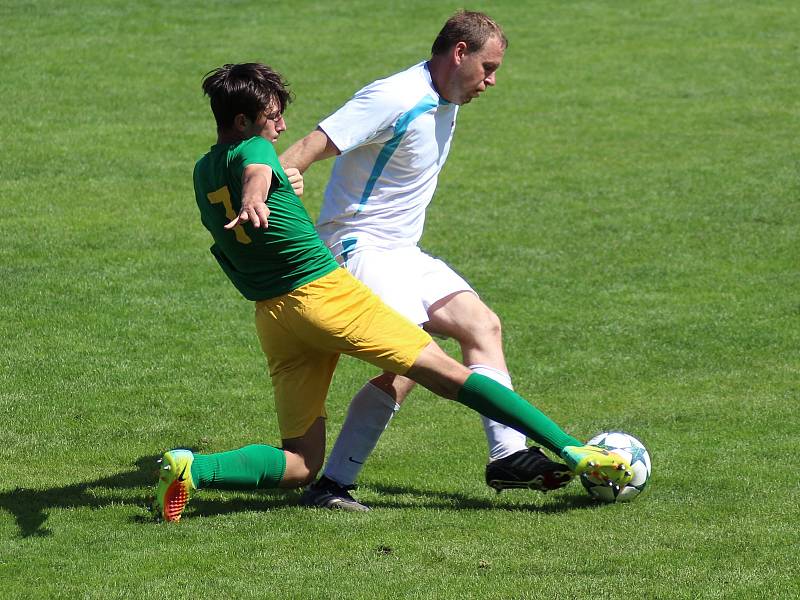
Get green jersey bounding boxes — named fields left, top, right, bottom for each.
left=193, top=136, right=338, bottom=301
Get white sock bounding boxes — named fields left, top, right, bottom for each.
left=323, top=382, right=399, bottom=486
left=469, top=364, right=528, bottom=461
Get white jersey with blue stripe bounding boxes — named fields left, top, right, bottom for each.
left=316, top=61, right=458, bottom=259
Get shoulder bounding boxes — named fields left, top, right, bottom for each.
left=240, top=136, right=274, bottom=154
left=355, top=62, right=433, bottom=112
left=193, top=152, right=208, bottom=173
left=320, top=63, right=436, bottom=150
left=236, top=137, right=277, bottom=164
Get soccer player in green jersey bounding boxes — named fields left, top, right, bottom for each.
left=152, top=62, right=632, bottom=521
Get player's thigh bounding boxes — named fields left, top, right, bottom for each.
left=345, top=248, right=429, bottom=325
left=255, top=301, right=339, bottom=440
left=425, top=288, right=502, bottom=343
left=292, top=268, right=432, bottom=375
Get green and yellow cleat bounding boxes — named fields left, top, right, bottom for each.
left=152, top=449, right=195, bottom=522
left=560, top=445, right=634, bottom=493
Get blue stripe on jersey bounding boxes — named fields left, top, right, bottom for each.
left=354, top=95, right=439, bottom=214
left=340, top=237, right=358, bottom=263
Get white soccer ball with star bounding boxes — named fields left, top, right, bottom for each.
left=581, top=431, right=651, bottom=502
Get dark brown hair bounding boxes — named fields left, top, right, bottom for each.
left=431, top=10, right=507, bottom=55
left=201, top=63, right=293, bottom=130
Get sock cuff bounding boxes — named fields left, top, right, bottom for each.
left=190, top=454, right=214, bottom=490
left=458, top=372, right=498, bottom=407
left=362, top=382, right=400, bottom=412
left=468, top=364, right=513, bottom=389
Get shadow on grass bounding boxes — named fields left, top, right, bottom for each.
left=1, top=458, right=600, bottom=537
left=0, top=454, right=296, bottom=538
left=365, top=482, right=599, bottom=513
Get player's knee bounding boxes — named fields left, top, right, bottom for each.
left=466, top=307, right=503, bottom=343
left=369, top=372, right=415, bottom=403
left=487, top=309, right=502, bottom=336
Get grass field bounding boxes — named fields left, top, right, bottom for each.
left=1, top=0, right=799, bottom=598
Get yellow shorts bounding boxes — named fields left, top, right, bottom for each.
left=254, top=267, right=432, bottom=439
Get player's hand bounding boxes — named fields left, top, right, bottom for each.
left=286, top=167, right=304, bottom=197
left=225, top=200, right=270, bottom=230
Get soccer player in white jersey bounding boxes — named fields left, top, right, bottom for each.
left=280, top=10, right=573, bottom=510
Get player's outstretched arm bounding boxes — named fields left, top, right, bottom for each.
left=225, top=163, right=272, bottom=230
left=279, top=127, right=340, bottom=174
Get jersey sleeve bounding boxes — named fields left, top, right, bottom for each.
left=232, top=137, right=287, bottom=187
left=318, top=82, right=405, bottom=154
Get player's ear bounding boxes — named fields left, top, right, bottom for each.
left=234, top=113, right=250, bottom=132
left=453, top=41, right=468, bottom=64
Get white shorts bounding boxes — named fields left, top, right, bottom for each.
left=342, top=246, right=475, bottom=326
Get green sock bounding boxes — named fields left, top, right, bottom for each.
left=190, top=444, right=286, bottom=490
left=456, top=373, right=581, bottom=455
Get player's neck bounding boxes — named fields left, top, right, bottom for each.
left=427, top=56, right=454, bottom=103
left=216, top=130, right=248, bottom=145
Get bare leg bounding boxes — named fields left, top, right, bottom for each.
left=406, top=341, right=580, bottom=455
left=425, top=290, right=508, bottom=371
left=322, top=292, right=523, bottom=489
left=369, top=371, right=417, bottom=405
left=281, top=416, right=326, bottom=488
left=404, top=341, right=471, bottom=399
left=426, top=291, right=527, bottom=459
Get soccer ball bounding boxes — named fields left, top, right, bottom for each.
left=580, top=431, right=651, bottom=503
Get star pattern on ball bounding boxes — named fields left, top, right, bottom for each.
left=627, top=445, right=648, bottom=467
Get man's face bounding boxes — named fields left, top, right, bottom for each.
left=450, top=35, right=505, bottom=105
left=243, top=102, right=286, bottom=143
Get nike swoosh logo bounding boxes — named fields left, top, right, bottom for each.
left=178, top=464, right=188, bottom=482
left=347, top=457, right=364, bottom=465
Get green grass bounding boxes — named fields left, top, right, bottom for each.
left=1, top=0, right=799, bottom=598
